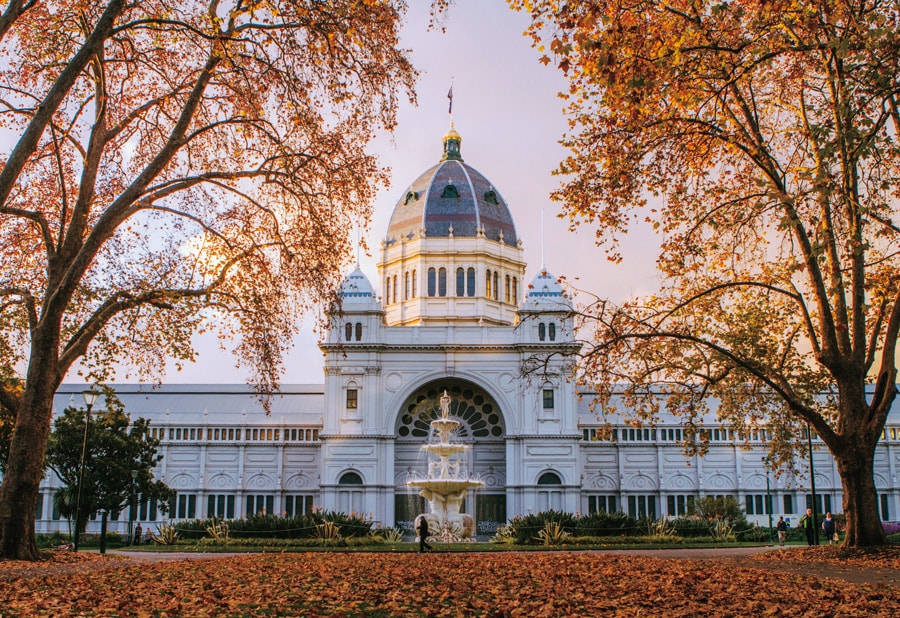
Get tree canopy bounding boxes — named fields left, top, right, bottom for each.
left=46, top=398, right=172, bottom=543
left=512, top=0, right=900, bottom=546
left=0, top=0, right=417, bottom=559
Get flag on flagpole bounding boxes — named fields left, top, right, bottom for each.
left=448, top=86, right=453, bottom=115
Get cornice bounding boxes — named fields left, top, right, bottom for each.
left=320, top=342, right=581, bottom=353
left=506, top=434, right=583, bottom=441
left=319, top=434, right=397, bottom=441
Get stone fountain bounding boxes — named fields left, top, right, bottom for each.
left=407, top=390, right=484, bottom=542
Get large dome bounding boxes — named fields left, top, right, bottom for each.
left=385, top=125, right=518, bottom=246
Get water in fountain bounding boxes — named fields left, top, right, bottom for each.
left=407, top=390, right=484, bottom=542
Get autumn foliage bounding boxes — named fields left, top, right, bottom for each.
left=512, top=0, right=900, bottom=546
left=0, top=0, right=416, bottom=559
left=1, top=550, right=898, bottom=616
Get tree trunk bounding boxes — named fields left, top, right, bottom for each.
left=0, top=336, right=61, bottom=559
left=834, top=442, right=886, bottom=547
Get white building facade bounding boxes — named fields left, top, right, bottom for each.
left=37, top=128, right=900, bottom=535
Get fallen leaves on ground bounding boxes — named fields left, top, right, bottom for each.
left=0, top=551, right=897, bottom=617
left=753, top=545, right=900, bottom=571
left=0, top=551, right=126, bottom=582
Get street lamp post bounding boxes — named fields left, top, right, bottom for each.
left=129, top=469, right=138, bottom=546
left=806, top=422, right=819, bottom=546
left=74, top=390, right=98, bottom=552
left=762, top=457, right=774, bottom=542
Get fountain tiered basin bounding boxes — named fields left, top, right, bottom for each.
left=407, top=390, right=483, bottom=542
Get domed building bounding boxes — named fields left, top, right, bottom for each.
left=39, top=127, right=900, bottom=537
left=318, top=126, right=581, bottom=529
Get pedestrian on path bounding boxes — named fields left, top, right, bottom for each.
left=416, top=516, right=432, bottom=553
left=799, top=508, right=817, bottom=546
left=776, top=516, right=787, bottom=546
left=822, top=512, right=836, bottom=545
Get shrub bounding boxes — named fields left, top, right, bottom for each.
left=573, top=511, right=642, bottom=537
left=535, top=521, right=570, bottom=546
left=738, top=525, right=774, bottom=543
left=502, top=510, right=576, bottom=545
left=670, top=517, right=712, bottom=538
left=152, top=522, right=180, bottom=546
left=689, top=496, right=748, bottom=527
left=371, top=526, right=404, bottom=543
left=166, top=510, right=374, bottom=542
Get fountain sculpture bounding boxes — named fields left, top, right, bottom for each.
left=407, top=390, right=484, bottom=542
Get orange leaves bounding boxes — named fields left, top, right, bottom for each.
left=1, top=550, right=898, bottom=616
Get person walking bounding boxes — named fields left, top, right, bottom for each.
left=416, top=516, right=433, bottom=553
left=776, top=516, right=787, bottom=547
left=133, top=522, right=142, bottom=546
left=799, top=508, right=817, bottom=546
left=822, top=512, right=837, bottom=545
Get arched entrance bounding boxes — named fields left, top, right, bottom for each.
left=394, top=379, right=506, bottom=534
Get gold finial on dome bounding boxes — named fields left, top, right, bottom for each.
left=444, top=121, right=461, bottom=142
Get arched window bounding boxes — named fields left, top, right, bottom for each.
left=467, top=268, right=476, bottom=297
left=486, top=269, right=492, bottom=298
left=493, top=271, right=499, bottom=300
left=345, top=323, right=353, bottom=341
left=404, top=272, right=410, bottom=300
left=456, top=267, right=465, bottom=297
left=339, top=472, right=363, bottom=485
left=427, top=268, right=436, bottom=297
left=441, top=185, right=459, bottom=199
left=538, top=322, right=546, bottom=341
left=412, top=270, right=417, bottom=297
left=338, top=472, right=364, bottom=515
left=384, top=277, right=390, bottom=304
left=512, top=277, right=518, bottom=304
left=537, top=472, right=562, bottom=485
left=537, top=472, right=563, bottom=511
left=505, top=275, right=511, bottom=303
left=438, top=267, right=447, bottom=297
left=548, top=323, right=556, bottom=341
left=355, top=322, right=362, bottom=341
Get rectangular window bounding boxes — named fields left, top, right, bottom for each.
left=284, top=495, right=315, bottom=517
left=881, top=494, right=890, bottom=520
left=246, top=495, right=274, bottom=516
left=783, top=494, right=794, bottom=514
left=627, top=495, right=656, bottom=519
left=588, top=495, right=616, bottom=514
left=176, top=494, right=196, bottom=519
left=542, top=389, right=554, bottom=409
left=207, top=494, right=235, bottom=518
left=667, top=494, right=693, bottom=516
left=35, top=493, right=43, bottom=520
left=346, top=389, right=358, bottom=409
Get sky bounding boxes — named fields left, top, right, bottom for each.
left=126, top=0, right=660, bottom=384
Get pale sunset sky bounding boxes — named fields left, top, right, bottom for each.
left=98, top=0, right=661, bottom=384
